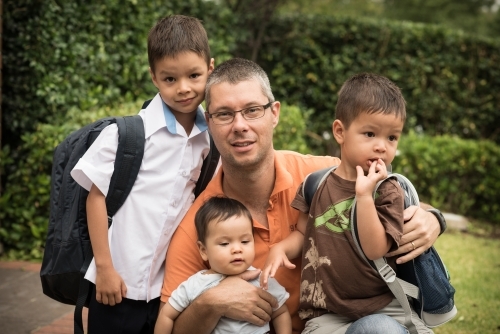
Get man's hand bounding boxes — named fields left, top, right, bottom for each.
left=95, top=266, right=127, bottom=306
left=209, top=274, right=278, bottom=326
left=386, top=205, right=440, bottom=264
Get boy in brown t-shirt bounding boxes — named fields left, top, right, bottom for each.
left=260, top=73, right=432, bottom=333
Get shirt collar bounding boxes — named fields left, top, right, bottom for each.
left=162, top=99, right=208, bottom=135
left=204, top=150, right=294, bottom=199
left=271, top=151, right=294, bottom=196
left=142, top=94, right=207, bottom=137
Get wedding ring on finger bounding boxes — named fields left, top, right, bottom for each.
left=411, top=241, right=416, bottom=250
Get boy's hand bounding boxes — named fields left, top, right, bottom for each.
left=95, top=266, right=127, bottom=306
left=260, top=245, right=295, bottom=290
left=355, top=158, right=388, bottom=197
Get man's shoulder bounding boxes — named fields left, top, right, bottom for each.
left=276, top=150, right=340, bottom=174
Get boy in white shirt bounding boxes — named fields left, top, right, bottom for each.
left=70, top=15, right=214, bottom=333
left=155, top=196, right=292, bottom=334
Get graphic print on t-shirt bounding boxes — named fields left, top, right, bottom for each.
left=313, top=197, right=354, bottom=233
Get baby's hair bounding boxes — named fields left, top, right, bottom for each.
left=195, top=196, right=253, bottom=244
left=147, top=15, right=211, bottom=72
left=335, top=72, right=406, bottom=128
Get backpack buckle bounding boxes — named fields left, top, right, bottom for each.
left=378, top=264, right=396, bottom=283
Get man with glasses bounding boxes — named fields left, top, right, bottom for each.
left=159, top=58, right=442, bottom=334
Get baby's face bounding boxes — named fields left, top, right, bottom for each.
left=199, top=215, right=255, bottom=276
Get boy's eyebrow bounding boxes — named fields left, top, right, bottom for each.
left=157, top=64, right=205, bottom=75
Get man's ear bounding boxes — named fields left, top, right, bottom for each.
left=271, top=101, right=280, bottom=129
left=149, top=67, right=159, bottom=90
left=208, top=58, right=215, bottom=74
left=332, top=119, right=345, bottom=145
left=197, top=241, right=209, bottom=262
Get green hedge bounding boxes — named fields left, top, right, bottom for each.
left=258, top=15, right=500, bottom=149
left=0, top=102, right=311, bottom=260
left=2, top=0, right=235, bottom=147
left=0, top=102, right=144, bottom=259
left=273, top=103, right=312, bottom=154
left=394, top=132, right=500, bottom=223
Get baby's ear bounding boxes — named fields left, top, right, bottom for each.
left=197, top=241, right=209, bottom=262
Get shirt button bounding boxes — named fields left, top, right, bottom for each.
left=182, top=171, right=187, bottom=176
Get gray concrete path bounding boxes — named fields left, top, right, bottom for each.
left=0, top=261, right=87, bottom=334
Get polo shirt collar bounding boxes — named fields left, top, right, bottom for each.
left=271, top=151, right=294, bottom=196
left=205, top=150, right=294, bottom=198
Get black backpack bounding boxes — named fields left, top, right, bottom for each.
left=301, top=166, right=457, bottom=333
left=40, top=102, right=220, bottom=334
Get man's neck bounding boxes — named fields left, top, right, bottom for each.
left=221, top=152, right=276, bottom=228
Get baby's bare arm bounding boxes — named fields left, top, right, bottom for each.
left=260, top=212, right=307, bottom=289
left=271, top=304, right=292, bottom=334
left=154, top=302, right=181, bottom=334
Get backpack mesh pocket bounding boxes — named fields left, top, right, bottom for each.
left=414, top=247, right=456, bottom=314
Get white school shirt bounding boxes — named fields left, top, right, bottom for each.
left=70, top=93, right=211, bottom=301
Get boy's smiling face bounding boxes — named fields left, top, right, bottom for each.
left=150, top=51, right=214, bottom=118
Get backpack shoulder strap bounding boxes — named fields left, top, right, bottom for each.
left=350, top=172, right=421, bottom=334
left=301, top=166, right=338, bottom=206
left=74, top=115, right=145, bottom=334
left=195, top=134, right=220, bottom=197
left=106, top=115, right=145, bottom=220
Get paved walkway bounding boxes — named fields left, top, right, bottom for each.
left=0, top=261, right=88, bottom=334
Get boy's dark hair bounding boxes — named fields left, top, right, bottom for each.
left=335, top=73, right=406, bottom=128
left=147, top=15, right=211, bottom=72
left=195, top=196, right=253, bottom=244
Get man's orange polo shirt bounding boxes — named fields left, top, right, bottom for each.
left=161, top=150, right=340, bottom=334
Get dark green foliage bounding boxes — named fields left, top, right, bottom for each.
left=0, top=101, right=311, bottom=259
left=3, top=5, right=500, bottom=259
left=0, top=102, right=144, bottom=259
left=257, top=15, right=500, bottom=149
left=2, top=0, right=234, bottom=148
left=395, top=132, right=500, bottom=224
left=273, top=103, right=311, bottom=154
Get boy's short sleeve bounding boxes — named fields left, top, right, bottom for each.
left=290, top=181, right=309, bottom=214
left=376, top=179, right=405, bottom=250
left=70, top=124, right=119, bottom=196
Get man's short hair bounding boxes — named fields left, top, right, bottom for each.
left=205, top=58, right=274, bottom=110
left=195, top=196, right=253, bottom=244
left=147, top=15, right=211, bottom=72
left=336, top=73, right=406, bottom=128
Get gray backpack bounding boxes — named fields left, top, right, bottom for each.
left=301, top=166, right=457, bottom=333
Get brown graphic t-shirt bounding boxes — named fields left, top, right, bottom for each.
left=291, top=171, right=404, bottom=321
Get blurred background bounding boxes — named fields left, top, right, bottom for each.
left=1, top=1, right=499, bottom=332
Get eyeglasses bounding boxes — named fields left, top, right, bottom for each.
left=206, top=102, right=273, bottom=125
